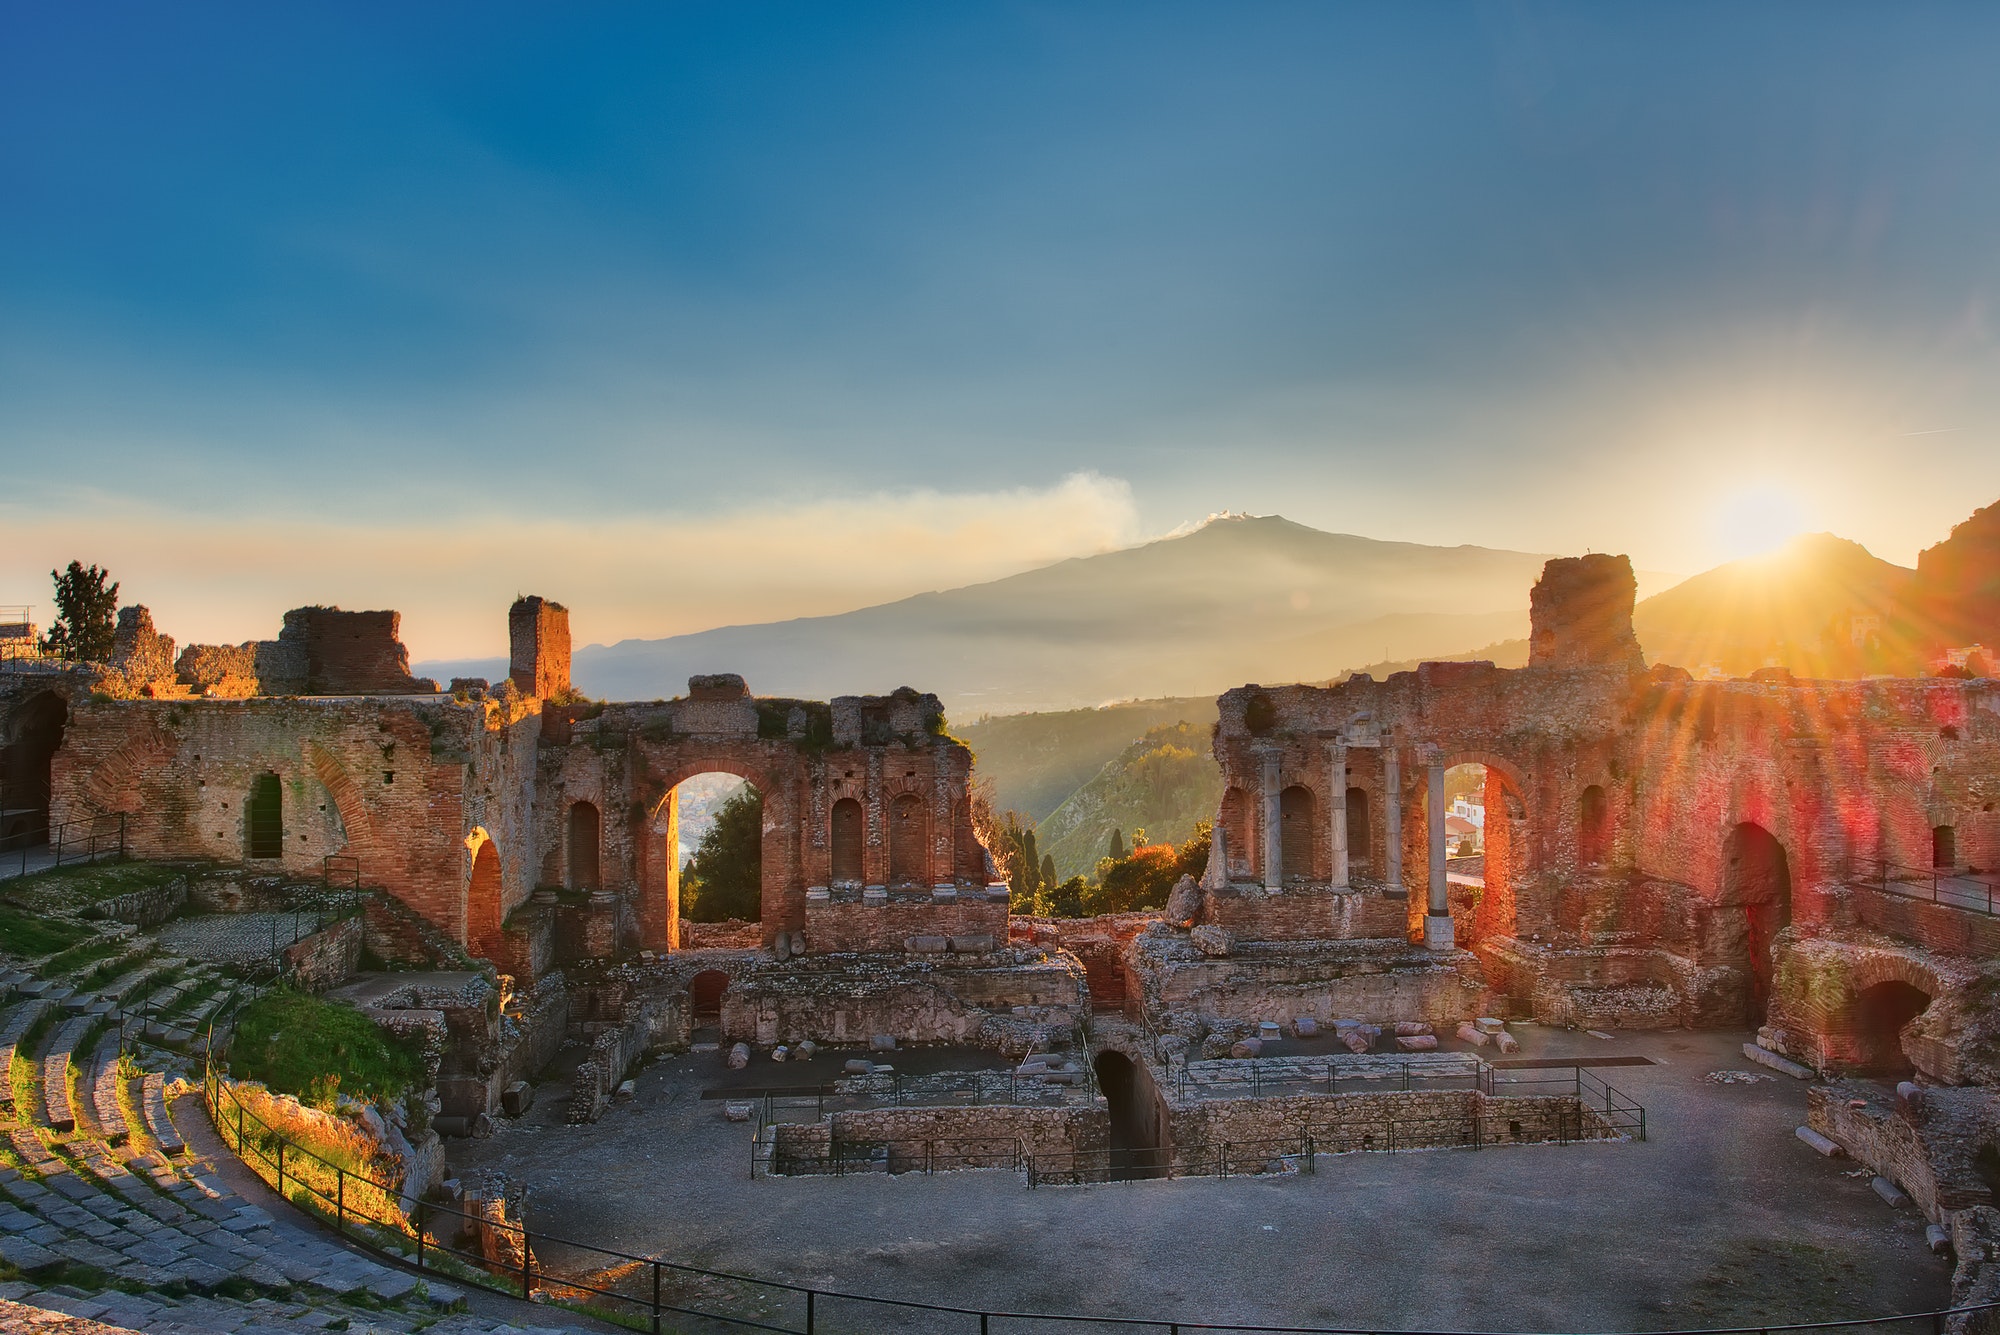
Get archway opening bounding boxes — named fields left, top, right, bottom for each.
left=1279, top=784, right=1316, bottom=883
left=567, top=801, right=602, bottom=891
left=1345, top=787, right=1371, bottom=870
left=1719, top=822, right=1793, bottom=1024
left=1093, top=1050, right=1162, bottom=1176
left=468, top=839, right=504, bottom=961
left=1935, top=825, right=1958, bottom=871
left=1578, top=784, right=1610, bottom=867
left=830, top=797, right=864, bottom=885
left=1852, top=981, right=1931, bottom=1078
left=246, top=772, right=284, bottom=860
left=1, top=691, right=68, bottom=846
left=689, top=969, right=730, bottom=1035
left=888, top=792, right=929, bottom=886
left=1443, top=764, right=1487, bottom=860
left=679, top=775, right=763, bottom=922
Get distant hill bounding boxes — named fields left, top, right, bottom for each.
left=421, top=516, right=1663, bottom=713
left=1630, top=533, right=1918, bottom=678
left=958, top=696, right=1216, bottom=824
left=1035, top=721, right=1224, bottom=880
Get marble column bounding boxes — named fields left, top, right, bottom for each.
left=1383, top=744, right=1403, bottom=894
left=1327, top=741, right=1349, bottom=889
left=1425, top=754, right=1455, bottom=951
left=1261, top=747, right=1282, bottom=893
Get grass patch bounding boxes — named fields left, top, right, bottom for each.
left=231, top=987, right=423, bottom=1107
left=41, top=933, right=126, bottom=977
left=0, top=860, right=190, bottom=915
left=0, top=903, right=92, bottom=958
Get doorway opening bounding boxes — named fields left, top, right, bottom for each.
left=246, top=773, right=283, bottom=860
left=679, top=774, right=763, bottom=922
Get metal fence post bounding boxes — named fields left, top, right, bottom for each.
left=805, top=1288, right=815, bottom=1335
left=336, top=1169, right=345, bottom=1235
left=521, top=1230, right=532, bottom=1298
left=653, top=1261, right=663, bottom=1335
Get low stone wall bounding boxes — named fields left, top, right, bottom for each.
left=1169, top=1088, right=1608, bottom=1161
left=1135, top=936, right=1485, bottom=1031
left=803, top=890, right=1008, bottom=954
left=769, top=1104, right=1108, bottom=1176
left=569, top=991, right=682, bottom=1124
left=1201, top=884, right=1409, bottom=942
left=680, top=919, right=762, bottom=950
left=281, top=915, right=362, bottom=991
left=88, top=876, right=188, bottom=929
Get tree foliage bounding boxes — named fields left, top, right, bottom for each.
left=683, top=787, right=763, bottom=922
left=42, top=561, right=119, bottom=663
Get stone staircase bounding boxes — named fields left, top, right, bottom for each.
left=2, top=945, right=596, bottom=1334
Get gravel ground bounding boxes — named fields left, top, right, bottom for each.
left=447, top=1027, right=1949, bottom=1335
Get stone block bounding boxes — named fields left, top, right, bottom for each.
left=1293, top=1017, right=1318, bottom=1038
left=1744, top=1042, right=1814, bottom=1080
left=1394, top=1021, right=1433, bottom=1037
left=1795, top=1125, right=1842, bottom=1156
left=1456, top=1023, right=1490, bottom=1047
left=949, top=934, right=996, bottom=953
left=1230, top=1038, right=1263, bottom=1059
left=723, top=1102, right=752, bottom=1122
left=905, top=936, right=949, bottom=954
left=1475, top=1017, right=1506, bottom=1034
left=728, top=1043, right=751, bottom=1070
left=771, top=1046, right=788, bottom=1062
left=501, top=1081, right=535, bottom=1117
left=843, top=1059, right=873, bottom=1075
left=1396, top=1035, right=1439, bottom=1052
left=1257, top=1021, right=1283, bottom=1044
left=1493, top=1032, right=1521, bottom=1055
left=869, top=1033, right=897, bottom=1052
left=1190, top=924, right=1232, bottom=957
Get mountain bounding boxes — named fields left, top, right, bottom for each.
left=420, top=516, right=1656, bottom=714
left=956, top=696, right=1217, bottom=824
left=1909, top=499, right=2000, bottom=651
left=1035, top=721, right=1225, bottom=880
left=1630, top=533, right=1918, bottom=678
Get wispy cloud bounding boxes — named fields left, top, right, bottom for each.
left=0, top=473, right=1142, bottom=660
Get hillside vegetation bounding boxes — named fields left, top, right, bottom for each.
left=959, top=696, right=1216, bottom=823
left=1037, top=721, right=1224, bottom=880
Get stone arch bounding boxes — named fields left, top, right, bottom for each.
left=1437, top=750, right=1532, bottom=943
left=466, top=830, right=504, bottom=959
left=72, top=724, right=173, bottom=819
left=1, top=690, right=69, bottom=842
left=688, top=968, right=730, bottom=1028
left=639, top=752, right=788, bottom=946
left=830, top=797, right=864, bottom=884
left=306, top=741, right=378, bottom=864
left=1851, top=977, right=1933, bottom=1078
left=889, top=792, right=928, bottom=885
left=1710, top=822, right=1793, bottom=1024
left=1279, top=784, right=1316, bottom=882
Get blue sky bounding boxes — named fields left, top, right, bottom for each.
left=6, top=3, right=2000, bottom=655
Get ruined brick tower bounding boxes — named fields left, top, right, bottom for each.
left=509, top=596, right=571, bottom=699
left=1528, top=554, right=1645, bottom=670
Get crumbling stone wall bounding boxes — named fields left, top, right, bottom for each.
left=508, top=596, right=570, bottom=699
left=49, top=692, right=542, bottom=952
left=537, top=675, right=999, bottom=952
left=174, top=606, right=434, bottom=697
left=100, top=606, right=180, bottom=699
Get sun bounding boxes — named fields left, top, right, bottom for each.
left=1710, top=484, right=1810, bottom=564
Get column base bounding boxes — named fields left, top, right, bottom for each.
left=1424, top=913, right=1456, bottom=952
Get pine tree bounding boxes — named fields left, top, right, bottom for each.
left=1108, top=829, right=1125, bottom=859
left=1040, top=854, right=1056, bottom=893
left=42, top=561, right=119, bottom=663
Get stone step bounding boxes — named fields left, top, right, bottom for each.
left=0, top=999, right=54, bottom=1112
left=40, top=1015, right=95, bottom=1132
left=85, top=1032, right=129, bottom=1144
left=139, top=1073, right=183, bottom=1156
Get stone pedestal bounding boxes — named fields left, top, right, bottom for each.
left=1424, top=912, right=1455, bottom=952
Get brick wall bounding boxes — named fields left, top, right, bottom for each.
left=281, top=915, right=362, bottom=991
left=803, top=891, right=1007, bottom=952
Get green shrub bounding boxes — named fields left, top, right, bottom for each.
left=231, top=989, right=423, bottom=1109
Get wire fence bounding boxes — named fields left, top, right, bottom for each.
left=1853, top=857, right=2000, bottom=917
left=0, top=811, right=127, bottom=879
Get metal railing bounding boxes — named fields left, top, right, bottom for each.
left=1852, top=857, right=2000, bottom=917
left=1, top=811, right=127, bottom=878
left=321, top=853, right=362, bottom=893
left=201, top=1062, right=1996, bottom=1335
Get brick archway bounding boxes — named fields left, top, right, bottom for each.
left=636, top=752, right=788, bottom=951
left=465, top=830, right=504, bottom=960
